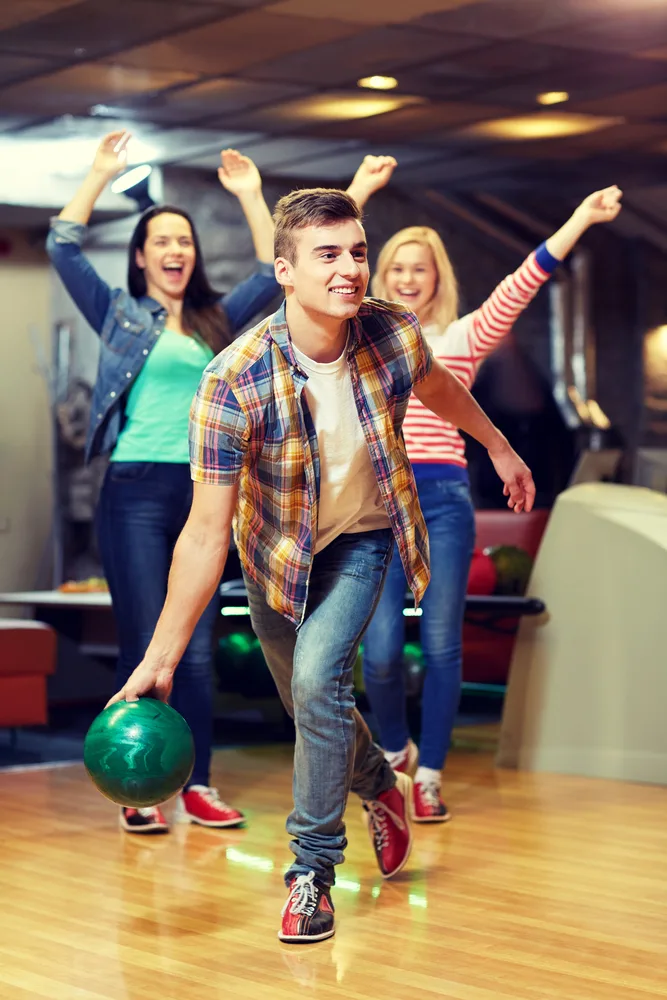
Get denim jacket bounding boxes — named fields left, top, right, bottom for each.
left=46, top=217, right=280, bottom=462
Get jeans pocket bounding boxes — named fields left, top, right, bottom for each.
left=434, top=478, right=473, bottom=506
left=243, top=574, right=288, bottom=639
left=333, top=529, right=394, bottom=582
left=108, top=461, right=155, bottom=483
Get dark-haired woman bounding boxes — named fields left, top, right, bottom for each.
left=47, top=131, right=279, bottom=834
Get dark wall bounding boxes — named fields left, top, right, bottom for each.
left=638, top=242, right=667, bottom=450
left=164, top=166, right=666, bottom=499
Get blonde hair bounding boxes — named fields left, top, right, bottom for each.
left=372, top=226, right=459, bottom=331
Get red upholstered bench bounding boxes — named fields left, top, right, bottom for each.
left=473, top=508, right=550, bottom=561
left=0, top=620, right=57, bottom=728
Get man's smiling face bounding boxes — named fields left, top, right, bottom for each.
left=277, top=217, right=370, bottom=321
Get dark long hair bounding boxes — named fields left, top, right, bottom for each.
left=127, top=205, right=232, bottom=353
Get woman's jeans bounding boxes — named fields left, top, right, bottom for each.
left=244, top=528, right=397, bottom=887
left=97, top=462, right=218, bottom=789
left=362, top=477, right=475, bottom=772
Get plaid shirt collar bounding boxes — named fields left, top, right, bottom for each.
left=268, top=300, right=362, bottom=369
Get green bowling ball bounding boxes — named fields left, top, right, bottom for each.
left=485, top=544, right=534, bottom=596
left=83, top=698, right=195, bottom=807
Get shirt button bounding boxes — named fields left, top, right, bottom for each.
left=109, top=391, right=116, bottom=398
left=126, top=372, right=132, bottom=379
left=142, top=349, right=148, bottom=356
left=97, top=413, right=102, bottom=419
left=123, top=321, right=130, bottom=329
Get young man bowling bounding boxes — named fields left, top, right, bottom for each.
left=109, top=187, right=534, bottom=942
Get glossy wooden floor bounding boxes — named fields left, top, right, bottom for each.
left=1, top=740, right=666, bottom=1000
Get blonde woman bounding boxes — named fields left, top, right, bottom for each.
left=348, top=158, right=622, bottom=821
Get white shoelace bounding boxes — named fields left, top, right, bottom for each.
left=385, top=746, right=409, bottom=770
left=283, top=872, right=318, bottom=918
left=365, top=798, right=406, bottom=849
left=417, top=780, right=441, bottom=809
left=137, top=807, right=161, bottom=819
left=188, top=785, right=230, bottom=808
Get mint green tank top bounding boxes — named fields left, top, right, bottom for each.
left=111, top=329, right=214, bottom=463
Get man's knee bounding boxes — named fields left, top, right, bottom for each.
left=292, top=668, right=355, bottom=720
left=292, top=669, right=326, bottom=715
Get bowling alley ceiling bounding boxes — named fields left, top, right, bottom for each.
left=1, top=0, right=667, bottom=209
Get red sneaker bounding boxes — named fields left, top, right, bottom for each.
left=413, top=779, right=451, bottom=823
left=176, top=785, right=245, bottom=828
left=385, top=739, right=419, bottom=776
left=362, top=771, right=413, bottom=879
left=120, top=806, right=169, bottom=834
left=279, top=872, right=335, bottom=944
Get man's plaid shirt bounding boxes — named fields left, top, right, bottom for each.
left=190, top=298, right=434, bottom=625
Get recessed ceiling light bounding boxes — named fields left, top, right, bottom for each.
left=537, top=91, right=570, bottom=106
left=460, top=112, right=621, bottom=141
left=358, top=75, right=398, bottom=91
left=269, top=92, right=420, bottom=123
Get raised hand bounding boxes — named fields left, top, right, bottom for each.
left=575, top=185, right=623, bottom=227
left=217, top=148, right=262, bottom=197
left=545, top=184, right=623, bottom=261
left=347, top=154, right=397, bottom=208
left=92, top=130, right=131, bottom=179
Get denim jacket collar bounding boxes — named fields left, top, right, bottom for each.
left=137, top=295, right=167, bottom=316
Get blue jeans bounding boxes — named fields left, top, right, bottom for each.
left=244, top=529, right=397, bottom=887
left=363, top=477, right=475, bottom=771
left=97, top=462, right=219, bottom=789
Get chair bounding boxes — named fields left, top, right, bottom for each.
left=0, top=620, right=57, bottom=728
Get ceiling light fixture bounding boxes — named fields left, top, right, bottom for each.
left=537, top=91, right=570, bottom=106
left=358, top=75, right=398, bottom=91
left=270, top=92, right=420, bottom=123
left=460, top=112, right=620, bottom=141
left=111, top=164, right=155, bottom=210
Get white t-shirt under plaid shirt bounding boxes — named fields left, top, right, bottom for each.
left=189, top=298, right=433, bottom=625
left=292, top=332, right=390, bottom=554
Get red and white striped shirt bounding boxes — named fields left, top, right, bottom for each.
left=404, top=244, right=558, bottom=468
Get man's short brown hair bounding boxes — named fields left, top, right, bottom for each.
left=273, top=188, right=362, bottom=263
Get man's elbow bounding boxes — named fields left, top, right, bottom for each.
left=181, top=514, right=232, bottom=556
